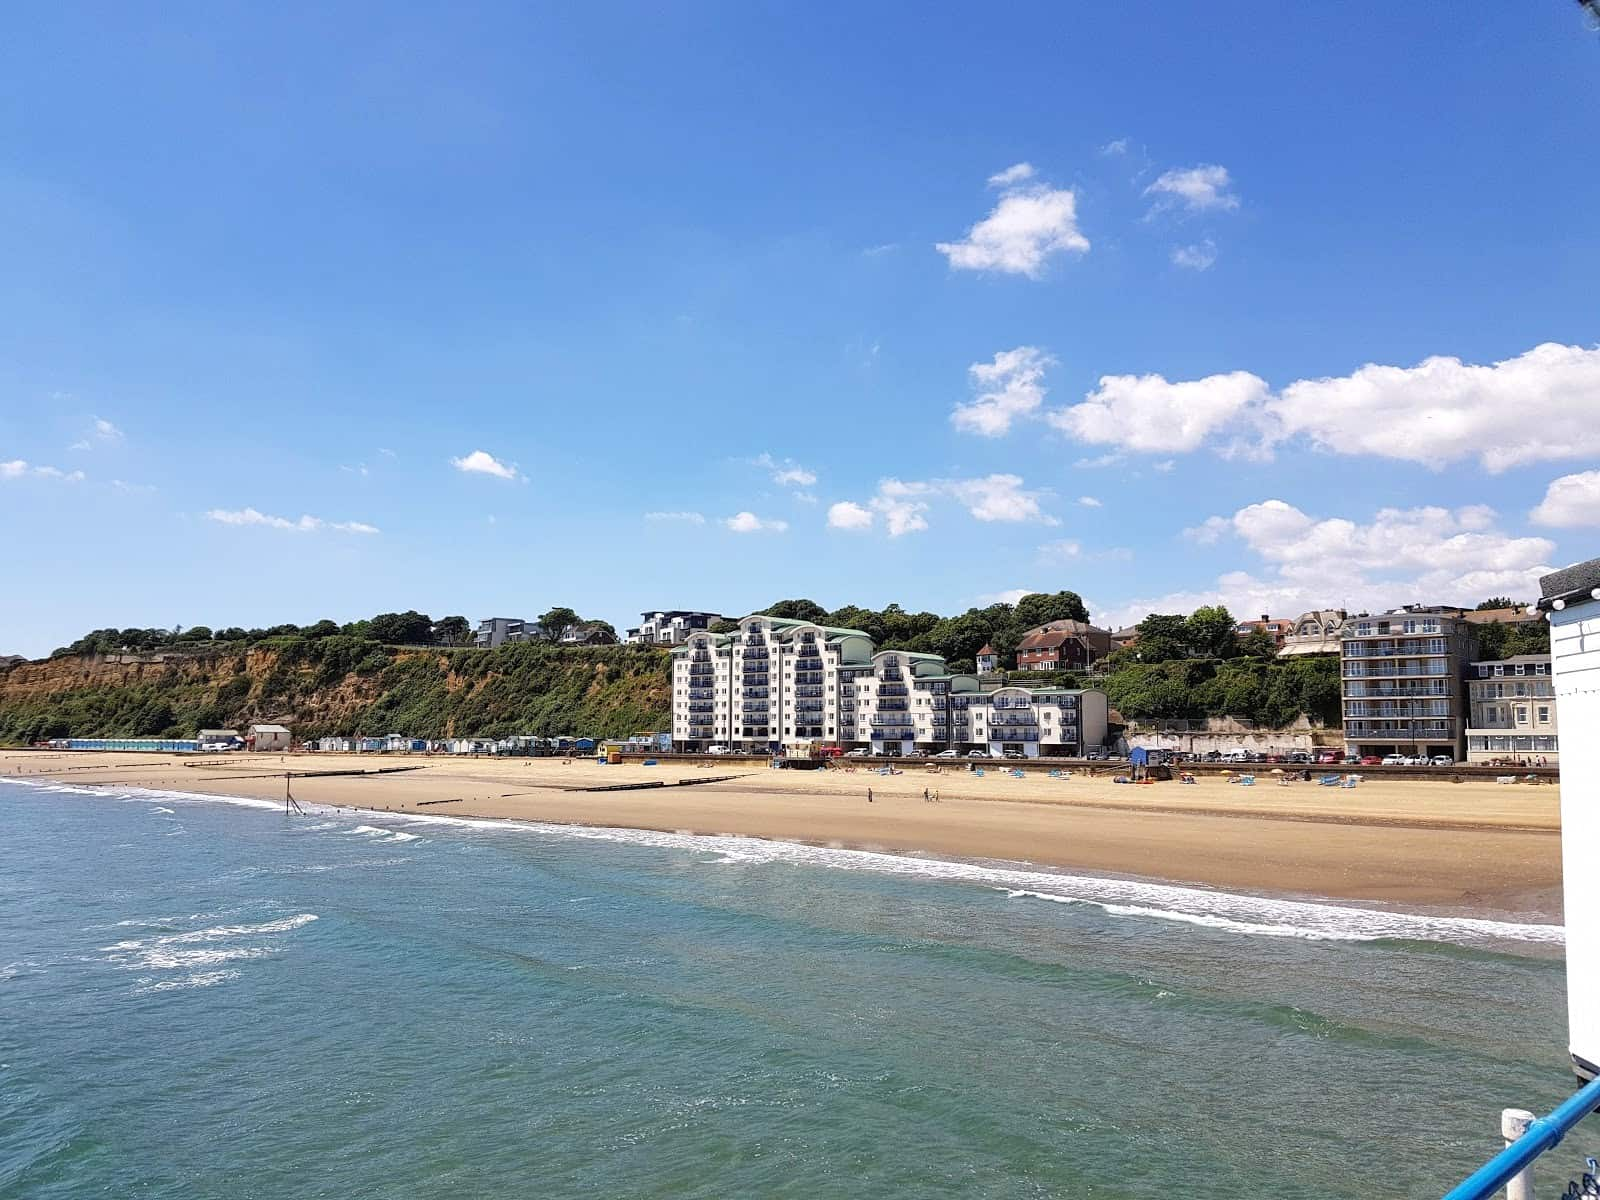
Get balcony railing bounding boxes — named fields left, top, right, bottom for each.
left=879, top=670, right=903, bottom=682
left=879, top=684, right=908, bottom=697
left=872, top=716, right=914, bottom=727
left=688, top=703, right=715, bottom=714
left=879, top=700, right=908, bottom=712
left=989, top=715, right=1038, bottom=727
left=795, top=672, right=825, bottom=685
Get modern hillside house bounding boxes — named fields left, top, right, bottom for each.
left=625, top=610, right=725, bottom=645
left=474, top=617, right=540, bottom=648
left=1464, top=654, right=1558, bottom=764
left=1338, top=606, right=1478, bottom=760
left=670, top=613, right=1107, bottom=757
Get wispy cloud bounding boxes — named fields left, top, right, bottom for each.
left=752, top=452, right=817, bottom=492
left=827, top=500, right=874, bottom=531
left=986, top=161, right=1036, bottom=188
left=645, top=510, right=706, bottom=524
left=1078, top=496, right=1103, bottom=508
left=1145, top=164, right=1239, bottom=214
left=862, top=242, right=899, bottom=257
left=724, top=511, right=788, bottom=534
left=450, top=449, right=521, bottom=480
left=1, top=459, right=84, bottom=482
left=92, top=417, right=122, bottom=440
left=1099, top=138, right=1130, bottom=157
left=1171, top=239, right=1218, bottom=270
left=206, top=507, right=379, bottom=534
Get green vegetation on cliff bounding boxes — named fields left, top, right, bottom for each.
left=0, top=639, right=671, bottom=744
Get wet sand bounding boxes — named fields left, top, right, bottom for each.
left=3, top=750, right=1563, bottom=919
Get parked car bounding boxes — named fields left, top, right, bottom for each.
left=967, top=749, right=989, bottom=758
left=1001, top=750, right=1026, bottom=760
left=1315, top=750, right=1341, bottom=765
left=1429, top=755, right=1455, bottom=766
left=1202, top=750, right=1224, bottom=763
left=903, top=749, right=927, bottom=758
left=844, top=747, right=872, bottom=758
left=1085, top=747, right=1111, bottom=761
left=1359, top=755, right=1382, bottom=766
left=1381, top=753, right=1407, bottom=766
left=1220, top=749, right=1250, bottom=763
left=934, top=748, right=960, bottom=758
left=706, top=744, right=731, bottom=756
left=1287, top=751, right=1312, bottom=764
left=817, top=745, right=843, bottom=758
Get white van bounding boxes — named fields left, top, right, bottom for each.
left=706, top=744, right=731, bottom=756
left=1220, top=749, right=1251, bottom=763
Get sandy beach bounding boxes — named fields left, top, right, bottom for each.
left=3, top=748, right=1562, bottom=919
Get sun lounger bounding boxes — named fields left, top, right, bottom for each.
left=1318, top=774, right=1341, bottom=786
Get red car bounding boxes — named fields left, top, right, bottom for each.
left=1359, top=755, right=1383, bottom=766
left=1314, top=750, right=1340, bottom=764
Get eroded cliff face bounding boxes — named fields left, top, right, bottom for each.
left=0, top=642, right=672, bottom=743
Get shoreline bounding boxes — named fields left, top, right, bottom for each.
left=7, top=772, right=1565, bottom=949
left=3, top=749, right=1564, bottom=926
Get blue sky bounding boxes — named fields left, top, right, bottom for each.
left=3, top=3, right=1599, bottom=656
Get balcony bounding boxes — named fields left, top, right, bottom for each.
left=878, top=700, right=908, bottom=711
left=879, top=684, right=908, bottom=697
left=872, top=715, right=914, bottom=727
left=742, top=687, right=769, bottom=699
left=688, top=687, right=715, bottom=701
left=794, top=685, right=824, bottom=699
left=795, top=671, right=825, bottom=685
left=1345, top=681, right=1450, bottom=697
left=879, top=670, right=904, bottom=682
left=742, top=702, right=769, bottom=713
left=989, top=715, right=1038, bottom=727
left=688, top=703, right=715, bottom=714
left=742, top=675, right=770, bottom=687
left=690, top=652, right=711, bottom=664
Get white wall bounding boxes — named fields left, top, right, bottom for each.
left=1550, top=602, right=1600, bottom=1078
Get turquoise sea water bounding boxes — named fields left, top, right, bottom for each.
left=0, top=779, right=1572, bottom=1198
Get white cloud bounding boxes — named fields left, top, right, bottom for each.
left=1145, top=164, right=1239, bottom=213
left=1153, top=460, right=1176, bottom=473
left=1040, top=340, right=1600, bottom=469
left=1531, top=470, right=1600, bottom=527
left=1, top=460, right=84, bottom=482
left=1100, top=138, right=1129, bottom=157
left=827, top=500, right=874, bottom=530
left=92, top=417, right=122, bottom=440
left=1267, top=342, right=1600, bottom=472
left=936, top=169, right=1089, bottom=278
left=987, top=162, right=1036, bottom=188
left=1048, top=369, right=1270, bottom=454
left=206, top=507, right=378, bottom=534
left=1171, top=240, right=1218, bottom=270
left=69, top=440, right=91, bottom=451
left=645, top=511, right=706, bottom=524
left=952, top=346, right=1053, bottom=436
left=450, top=449, right=520, bottom=480
left=724, top=511, right=788, bottom=534
left=833, top=474, right=1056, bottom=536
left=1102, top=500, right=1554, bottom=629
left=943, top=474, right=1057, bottom=524
left=1078, top=496, right=1103, bottom=508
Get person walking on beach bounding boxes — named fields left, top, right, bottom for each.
left=867, top=786, right=873, bottom=803
left=923, top=786, right=930, bottom=802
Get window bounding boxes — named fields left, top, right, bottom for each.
left=1537, top=707, right=1550, bottom=724
left=1494, top=665, right=1504, bottom=677
left=1515, top=707, right=1528, bottom=725
left=1515, top=664, right=1526, bottom=676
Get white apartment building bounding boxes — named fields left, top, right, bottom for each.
left=671, top=613, right=1107, bottom=756
left=1339, top=606, right=1477, bottom=760
left=1464, top=654, right=1558, bottom=764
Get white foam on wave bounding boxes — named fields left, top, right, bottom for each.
left=149, top=806, right=175, bottom=814
left=8, top=776, right=1563, bottom=947
left=95, top=913, right=318, bottom=979
left=134, top=969, right=239, bottom=994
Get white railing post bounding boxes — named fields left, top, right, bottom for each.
left=1501, top=1108, right=1535, bottom=1200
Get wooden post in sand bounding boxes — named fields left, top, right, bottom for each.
left=283, top=772, right=305, bottom=816
left=1500, top=1109, right=1534, bottom=1200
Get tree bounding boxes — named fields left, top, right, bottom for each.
left=582, top=620, right=618, bottom=644
left=1012, top=590, right=1089, bottom=629
left=184, top=626, right=213, bottom=642
left=304, top=619, right=341, bottom=639
left=762, top=599, right=829, bottom=623
left=1476, top=597, right=1517, bottom=611
left=708, top=618, right=740, bottom=634
left=1184, top=605, right=1238, bottom=660
left=1238, top=627, right=1278, bottom=660
left=215, top=627, right=248, bottom=642
left=368, top=611, right=433, bottom=645
left=538, top=607, right=580, bottom=642
left=1132, top=614, right=1189, bottom=663
left=432, top=616, right=470, bottom=646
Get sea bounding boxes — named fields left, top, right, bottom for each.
left=0, top=777, right=1574, bottom=1199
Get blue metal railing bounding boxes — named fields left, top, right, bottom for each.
left=1443, top=1075, right=1600, bottom=1200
